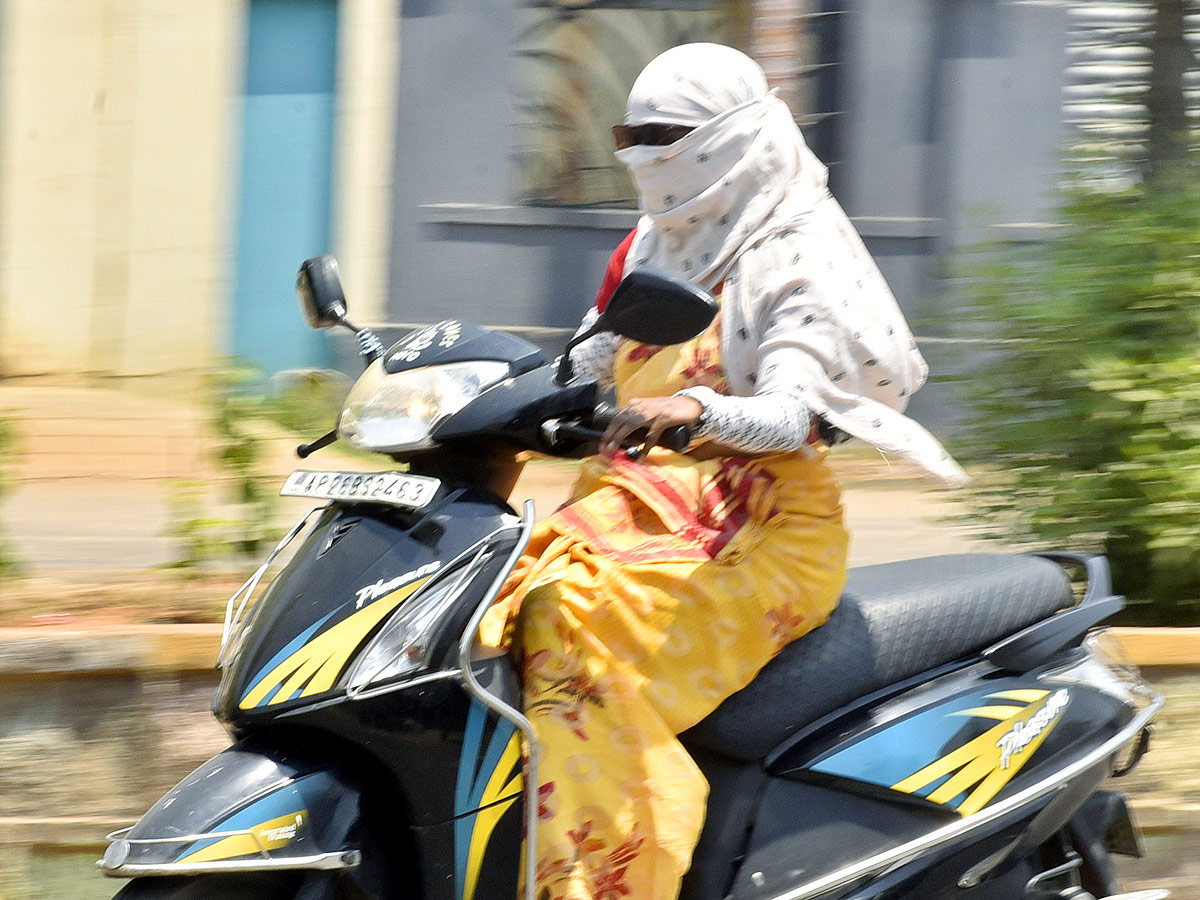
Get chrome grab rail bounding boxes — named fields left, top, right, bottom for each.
left=97, top=824, right=361, bottom=877
left=457, top=501, right=537, bottom=900
left=218, top=505, right=326, bottom=666
left=344, top=540, right=491, bottom=701
left=99, top=853, right=359, bottom=878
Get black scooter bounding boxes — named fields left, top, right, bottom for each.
left=100, top=256, right=1166, bottom=900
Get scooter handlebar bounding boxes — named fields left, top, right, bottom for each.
left=542, top=404, right=692, bottom=458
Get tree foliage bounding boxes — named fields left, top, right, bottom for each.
left=951, top=179, right=1200, bottom=623
left=950, top=0, right=1200, bottom=623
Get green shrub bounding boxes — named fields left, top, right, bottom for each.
left=950, top=178, right=1200, bottom=624
left=267, top=367, right=351, bottom=437
left=165, top=365, right=351, bottom=570
left=166, top=366, right=279, bottom=569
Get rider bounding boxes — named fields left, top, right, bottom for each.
left=482, top=42, right=964, bottom=900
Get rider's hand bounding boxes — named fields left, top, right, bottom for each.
left=600, top=395, right=704, bottom=457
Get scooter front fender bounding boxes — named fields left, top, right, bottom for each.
left=98, top=738, right=365, bottom=878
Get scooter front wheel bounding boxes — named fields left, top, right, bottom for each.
left=110, top=871, right=350, bottom=900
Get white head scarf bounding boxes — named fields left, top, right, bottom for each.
left=614, top=43, right=966, bottom=484
left=615, top=43, right=828, bottom=286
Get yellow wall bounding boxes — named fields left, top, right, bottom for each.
left=0, top=0, right=243, bottom=378
left=0, top=0, right=398, bottom=379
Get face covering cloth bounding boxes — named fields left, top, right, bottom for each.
left=614, top=43, right=965, bottom=484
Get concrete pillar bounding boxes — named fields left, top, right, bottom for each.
left=750, top=0, right=815, bottom=116
left=335, top=0, right=401, bottom=325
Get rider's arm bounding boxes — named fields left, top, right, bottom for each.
left=671, top=274, right=818, bottom=455
left=567, top=307, right=618, bottom=389
left=568, top=229, right=638, bottom=389
left=675, top=384, right=811, bottom=454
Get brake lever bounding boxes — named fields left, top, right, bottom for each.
left=297, top=429, right=338, bottom=459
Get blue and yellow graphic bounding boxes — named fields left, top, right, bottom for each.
left=174, top=777, right=324, bottom=863
left=454, top=700, right=524, bottom=900
left=810, top=685, right=1072, bottom=817
left=240, top=576, right=433, bottom=709
left=891, top=688, right=1071, bottom=815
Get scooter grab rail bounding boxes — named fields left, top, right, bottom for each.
left=218, top=505, right=329, bottom=666
left=457, top=500, right=539, bottom=900
left=98, top=825, right=361, bottom=877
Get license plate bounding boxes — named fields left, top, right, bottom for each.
left=280, top=470, right=441, bottom=510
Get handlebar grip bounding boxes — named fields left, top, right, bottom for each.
left=588, top=403, right=693, bottom=456
left=658, top=424, right=692, bottom=452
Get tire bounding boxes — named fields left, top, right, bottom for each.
left=111, top=872, right=307, bottom=900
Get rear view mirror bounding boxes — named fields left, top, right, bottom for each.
left=297, top=254, right=348, bottom=329
left=598, top=268, right=718, bottom=346
left=556, top=268, right=718, bottom=383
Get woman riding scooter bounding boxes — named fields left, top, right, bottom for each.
left=480, top=43, right=967, bottom=900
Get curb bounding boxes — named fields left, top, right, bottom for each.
left=0, top=626, right=1195, bottom=677
left=0, top=625, right=223, bottom=676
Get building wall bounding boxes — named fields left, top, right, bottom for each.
left=824, top=0, right=1070, bottom=428
left=386, top=1, right=744, bottom=337
left=0, top=0, right=398, bottom=381
left=383, top=0, right=1071, bottom=381
left=0, top=0, right=243, bottom=379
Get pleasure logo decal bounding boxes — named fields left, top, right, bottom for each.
left=997, top=689, right=1070, bottom=769
left=891, top=688, right=1071, bottom=816
left=355, top=562, right=441, bottom=608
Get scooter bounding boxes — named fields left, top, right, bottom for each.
left=100, top=256, right=1166, bottom=900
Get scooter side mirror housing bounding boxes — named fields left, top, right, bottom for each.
left=556, top=268, right=718, bottom=383
left=297, top=254, right=348, bottom=329
left=600, top=268, right=718, bottom=346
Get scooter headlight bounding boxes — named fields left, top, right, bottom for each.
left=345, top=572, right=466, bottom=689
left=338, top=359, right=511, bottom=453
left=344, top=534, right=516, bottom=693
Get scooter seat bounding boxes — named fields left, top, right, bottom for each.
left=683, top=553, right=1073, bottom=762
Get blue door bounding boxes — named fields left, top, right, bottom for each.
left=231, top=0, right=338, bottom=373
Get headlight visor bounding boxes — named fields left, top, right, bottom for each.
left=338, top=359, right=510, bottom=452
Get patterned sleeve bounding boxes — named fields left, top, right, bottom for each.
left=564, top=307, right=618, bottom=389
left=675, top=384, right=811, bottom=453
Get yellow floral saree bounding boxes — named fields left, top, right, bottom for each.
left=481, top=312, right=848, bottom=900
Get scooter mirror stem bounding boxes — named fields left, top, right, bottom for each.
left=554, top=354, right=575, bottom=386
left=342, top=320, right=384, bottom=363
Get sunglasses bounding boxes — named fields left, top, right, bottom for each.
left=612, top=123, right=696, bottom=150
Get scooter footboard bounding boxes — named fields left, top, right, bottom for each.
left=99, top=739, right=365, bottom=878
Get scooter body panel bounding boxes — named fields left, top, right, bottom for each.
left=215, top=491, right=518, bottom=726
left=694, top=645, right=1147, bottom=900
left=775, top=657, right=1131, bottom=816
left=102, top=700, right=528, bottom=900
left=98, top=739, right=366, bottom=876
